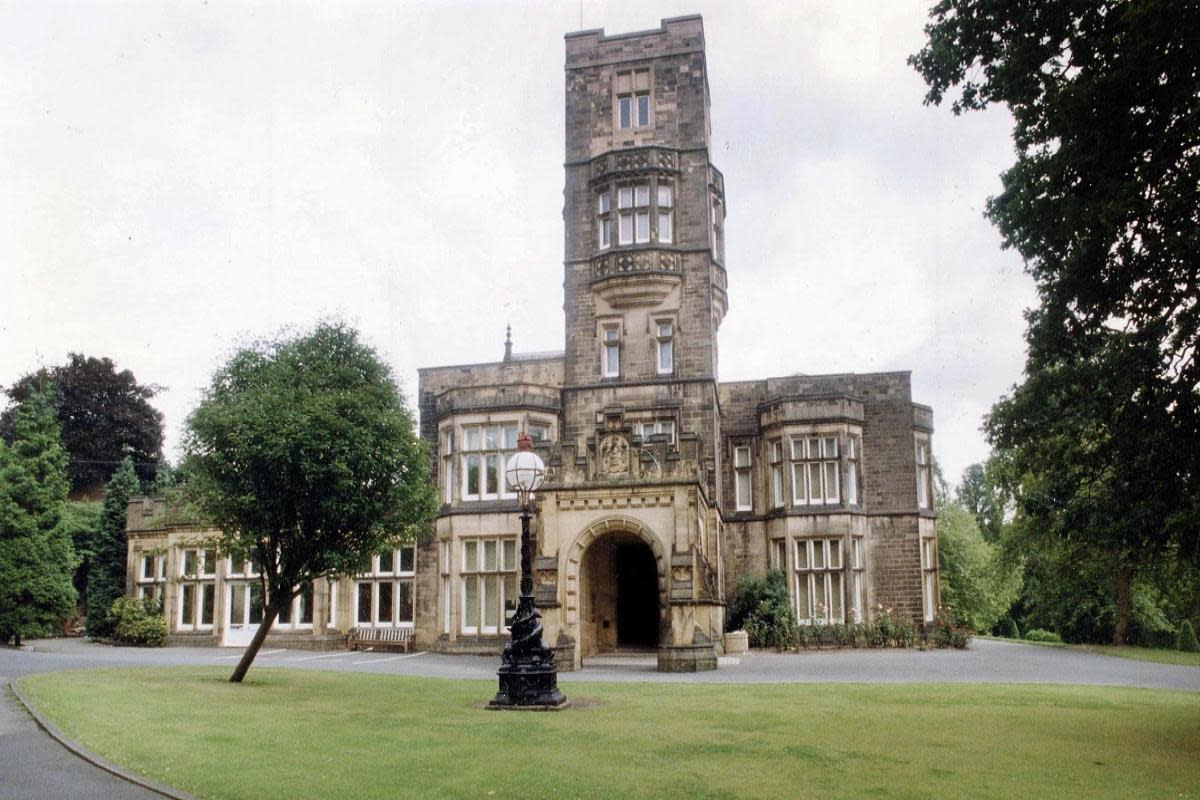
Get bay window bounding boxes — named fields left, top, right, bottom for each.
left=795, top=538, right=844, bottom=623
left=656, top=185, right=673, bottom=243
left=791, top=435, right=840, bottom=505
left=846, top=435, right=861, bottom=506
left=354, top=544, right=416, bottom=628
left=916, top=435, right=933, bottom=510
left=462, top=423, right=518, bottom=501
left=769, top=440, right=784, bottom=508
left=597, top=191, right=612, bottom=249
left=460, top=537, right=518, bottom=636
left=921, top=538, right=937, bottom=622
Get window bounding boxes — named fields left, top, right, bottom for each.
left=177, top=548, right=216, bottom=631
left=602, top=325, right=621, bottom=378
left=921, top=538, right=937, bottom=622
left=528, top=423, right=551, bottom=443
left=916, top=436, right=933, bottom=510
left=441, top=428, right=454, bottom=503
left=461, top=423, right=519, bottom=501
left=440, top=541, right=452, bottom=635
left=850, top=537, right=866, bottom=622
left=656, top=184, right=673, bottom=244
left=460, top=537, right=518, bottom=635
left=354, top=544, right=416, bottom=628
left=597, top=191, right=612, bottom=249
left=790, top=435, right=840, bottom=505
left=137, top=553, right=165, bottom=604
left=617, top=184, right=650, bottom=245
left=326, top=579, right=338, bottom=627
left=846, top=435, right=861, bottom=506
left=616, top=69, right=650, bottom=129
left=637, top=419, right=675, bottom=444
left=734, top=445, right=752, bottom=511
left=769, top=440, right=784, bottom=508
left=794, top=538, right=844, bottom=623
left=276, top=583, right=314, bottom=629
left=772, top=539, right=787, bottom=571
left=712, top=195, right=724, bottom=261
left=655, top=320, right=674, bottom=374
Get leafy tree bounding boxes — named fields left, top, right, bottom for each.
left=935, top=499, right=1021, bottom=633
left=182, top=322, right=437, bottom=682
left=60, top=500, right=102, bottom=609
left=912, top=0, right=1200, bottom=643
left=0, top=394, right=78, bottom=645
left=956, top=459, right=1009, bottom=544
left=85, top=457, right=139, bottom=638
left=2, top=354, right=164, bottom=493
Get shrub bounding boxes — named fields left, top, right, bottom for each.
left=1177, top=620, right=1199, bottom=653
left=108, top=596, right=167, bottom=647
left=727, top=570, right=790, bottom=632
left=744, top=599, right=798, bottom=650
left=1024, top=628, right=1062, bottom=643
left=1003, top=616, right=1021, bottom=639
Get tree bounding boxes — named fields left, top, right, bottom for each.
left=935, top=498, right=1021, bottom=634
left=912, top=0, right=1200, bottom=643
left=956, top=460, right=1009, bottom=544
left=182, top=322, right=437, bottom=682
left=85, top=457, right=139, bottom=638
left=59, top=499, right=102, bottom=613
left=0, top=394, right=78, bottom=645
left=2, top=354, right=164, bottom=493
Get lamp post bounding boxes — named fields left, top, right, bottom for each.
left=489, top=432, right=567, bottom=709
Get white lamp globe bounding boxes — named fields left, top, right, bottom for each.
left=505, top=435, right=545, bottom=504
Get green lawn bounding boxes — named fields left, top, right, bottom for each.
left=19, top=668, right=1200, bottom=800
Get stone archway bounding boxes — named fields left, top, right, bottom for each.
left=564, top=516, right=668, bottom=659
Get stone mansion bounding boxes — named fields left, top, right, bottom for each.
left=125, top=16, right=938, bottom=671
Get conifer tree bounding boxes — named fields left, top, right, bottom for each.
left=85, top=456, right=139, bottom=637
left=0, top=394, right=77, bottom=645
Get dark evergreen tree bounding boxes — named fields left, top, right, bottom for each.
left=85, top=457, right=139, bottom=638
left=0, top=394, right=77, bottom=645
left=2, top=354, right=164, bottom=493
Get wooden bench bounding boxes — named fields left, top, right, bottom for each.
left=347, top=627, right=414, bottom=653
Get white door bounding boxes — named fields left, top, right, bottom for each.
left=222, top=582, right=263, bottom=647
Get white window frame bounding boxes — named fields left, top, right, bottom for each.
left=275, top=583, right=315, bottom=630
left=353, top=544, right=417, bottom=629
left=637, top=419, right=675, bottom=445
left=460, top=423, right=518, bottom=502
left=326, top=579, right=338, bottom=627
left=772, top=539, right=787, bottom=571
left=769, top=440, right=784, bottom=508
left=921, top=537, right=937, bottom=622
left=602, top=325, right=621, bottom=378
left=850, top=537, right=866, bottom=623
left=793, top=538, right=845, bottom=624
left=459, top=537, right=518, bottom=636
left=616, top=68, right=650, bottom=130
left=733, top=445, right=752, bottom=511
left=597, top=191, right=612, bottom=249
left=846, top=435, right=861, bottom=506
left=441, top=428, right=454, bottom=503
left=137, top=553, right=165, bottom=603
left=176, top=548, right=216, bottom=631
left=790, top=435, right=840, bottom=506
left=655, top=319, right=674, bottom=374
left=656, top=183, right=673, bottom=244
left=916, top=435, right=933, bottom=510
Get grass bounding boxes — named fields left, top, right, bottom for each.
left=19, top=668, right=1200, bottom=800
left=982, top=635, right=1200, bottom=666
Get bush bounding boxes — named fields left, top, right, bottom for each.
left=1023, top=628, right=1062, bottom=643
left=1177, top=620, right=1200, bottom=653
left=744, top=599, right=798, bottom=650
left=108, top=596, right=167, bottom=647
left=1003, top=616, right=1021, bottom=639
left=727, top=570, right=790, bottom=632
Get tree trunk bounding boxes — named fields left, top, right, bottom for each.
left=229, top=604, right=280, bottom=683
left=1113, top=564, right=1133, bottom=646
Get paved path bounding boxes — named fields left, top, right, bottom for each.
left=3, top=637, right=1196, bottom=799
left=0, top=676, right=161, bottom=799
left=5, top=636, right=1199, bottom=690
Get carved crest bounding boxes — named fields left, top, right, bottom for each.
left=598, top=433, right=630, bottom=476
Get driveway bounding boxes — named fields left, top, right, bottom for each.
left=4, top=636, right=1199, bottom=690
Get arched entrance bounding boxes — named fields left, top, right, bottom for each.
left=579, top=531, right=661, bottom=656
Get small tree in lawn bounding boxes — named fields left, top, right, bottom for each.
left=183, top=322, right=437, bottom=683
left=0, top=393, right=77, bottom=645
left=85, top=457, right=139, bottom=637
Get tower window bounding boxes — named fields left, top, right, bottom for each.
left=655, top=320, right=674, bottom=374
left=657, top=185, right=673, bottom=244
left=597, top=191, right=611, bottom=249
left=602, top=325, right=621, bottom=377
left=617, top=184, right=650, bottom=245
left=616, top=69, right=651, bottom=129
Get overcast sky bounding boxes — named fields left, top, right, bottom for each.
left=0, top=0, right=1035, bottom=486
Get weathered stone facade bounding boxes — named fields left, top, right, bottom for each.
left=417, top=16, right=938, bottom=671
left=122, top=16, right=937, bottom=668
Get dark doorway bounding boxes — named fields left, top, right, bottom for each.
left=615, top=541, right=658, bottom=648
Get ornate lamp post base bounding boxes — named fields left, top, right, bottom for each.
left=489, top=662, right=567, bottom=709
